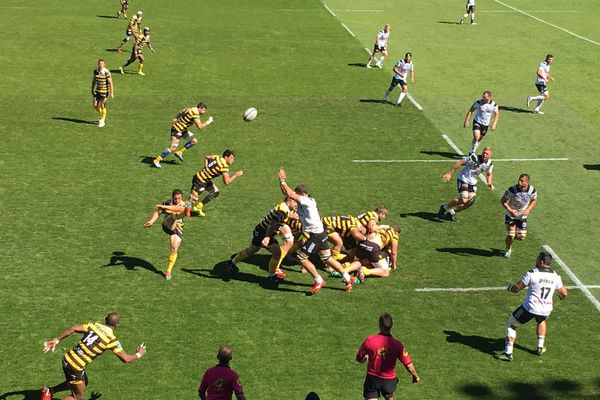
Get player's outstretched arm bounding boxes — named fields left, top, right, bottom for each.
left=144, top=210, right=160, bottom=227
left=442, top=159, right=465, bottom=182
left=464, top=105, right=475, bottom=128
left=114, top=343, right=146, bottom=363
left=43, top=324, right=86, bottom=353
left=222, top=170, right=243, bottom=185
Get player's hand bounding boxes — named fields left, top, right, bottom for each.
left=235, top=170, right=244, bottom=177
left=278, top=168, right=287, bottom=181
left=491, top=123, right=497, bottom=130
left=442, top=173, right=452, bottom=183
left=487, top=183, right=495, bottom=190
left=144, top=221, right=153, bottom=228
left=463, top=120, right=469, bottom=128
left=261, top=237, right=270, bottom=247
left=136, top=343, right=146, bottom=357
left=206, top=116, right=214, bottom=125
left=43, top=338, right=59, bottom=353
left=412, top=375, right=420, bottom=383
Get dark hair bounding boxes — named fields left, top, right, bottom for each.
left=390, top=224, right=401, bottom=233
left=375, top=205, right=388, bottom=214
left=98, top=58, right=105, bottom=63
left=217, top=346, right=233, bottom=363
left=405, top=52, right=412, bottom=58
left=105, top=312, right=120, bottom=328
left=172, top=189, right=183, bottom=196
left=294, top=185, right=309, bottom=195
left=196, top=102, right=207, bottom=109
left=483, top=90, right=492, bottom=97
left=379, top=313, right=393, bottom=330
left=222, top=149, right=235, bottom=157
left=546, top=53, right=554, bottom=59
left=519, top=173, right=530, bottom=181
left=538, top=251, right=553, bottom=266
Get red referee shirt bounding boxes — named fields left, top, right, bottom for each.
left=356, top=333, right=412, bottom=379
left=198, top=364, right=244, bottom=400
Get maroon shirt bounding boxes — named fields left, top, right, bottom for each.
left=356, top=333, right=412, bottom=379
left=198, top=364, right=244, bottom=400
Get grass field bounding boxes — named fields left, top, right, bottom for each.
left=1, top=0, right=600, bottom=399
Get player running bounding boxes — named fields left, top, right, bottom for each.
left=459, top=0, right=476, bottom=24
left=501, top=174, right=537, bottom=259
left=366, top=24, right=391, bottom=69
left=119, top=26, right=155, bottom=75
left=91, top=59, right=114, bottom=128
left=117, top=0, right=129, bottom=18
left=383, top=52, right=415, bottom=106
left=527, top=54, right=554, bottom=115
left=116, top=11, right=143, bottom=52
left=464, top=91, right=499, bottom=154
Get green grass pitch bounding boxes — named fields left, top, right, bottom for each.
left=1, top=0, right=600, bottom=398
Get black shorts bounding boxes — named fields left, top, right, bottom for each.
left=343, top=236, right=358, bottom=251
left=536, top=83, right=548, bottom=94
left=300, top=231, right=329, bottom=255
left=191, top=177, right=216, bottom=197
left=62, top=360, right=88, bottom=386
left=171, top=128, right=193, bottom=139
left=457, top=180, right=477, bottom=194
left=373, top=44, right=387, bottom=53
left=504, top=215, right=528, bottom=229
left=466, top=5, right=475, bottom=12
left=162, top=222, right=183, bottom=238
left=363, top=374, right=397, bottom=399
left=512, top=305, right=547, bottom=324
left=94, top=91, right=108, bottom=101
left=472, top=121, right=489, bottom=136
left=251, top=225, right=279, bottom=247
left=390, top=77, right=408, bottom=88
left=356, top=240, right=384, bottom=263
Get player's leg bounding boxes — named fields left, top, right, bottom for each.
left=92, top=96, right=101, bottom=120
left=396, top=83, right=408, bottom=106
left=460, top=6, right=468, bottom=24
left=505, top=222, right=516, bottom=258
left=535, top=318, right=547, bottom=354
left=231, top=236, right=261, bottom=266
left=321, top=248, right=354, bottom=291
left=470, top=6, right=476, bottom=24
left=367, top=46, right=378, bottom=68
left=376, top=49, right=388, bottom=68
left=99, top=97, right=108, bottom=126
left=117, top=31, right=131, bottom=52
left=164, top=232, right=182, bottom=280
left=196, top=184, right=219, bottom=215
left=470, top=127, right=482, bottom=154
left=268, top=225, right=295, bottom=276
left=174, top=133, right=197, bottom=161
left=137, top=54, right=145, bottom=75
left=121, top=51, right=136, bottom=71
left=327, top=232, right=345, bottom=260
left=154, top=136, right=180, bottom=167
left=383, top=79, right=397, bottom=102
left=452, top=193, right=475, bottom=213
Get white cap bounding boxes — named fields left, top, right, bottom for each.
left=137, top=10, right=143, bottom=16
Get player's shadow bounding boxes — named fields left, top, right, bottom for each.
left=583, top=164, right=600, bottom=171
left=436, top=247, right=505, bottom=257
left=139, top=156, right=177, bottom=165
left=443, top=330, right=534, bottom=356
left=102, top=251, right=163, bottom=276
left=105, top=49, right=120, bottom=52
left=359, top=99, right=386, bottom=104
left=399, top=211, right=444, bottom=223
left=52, top=117, right=96, bottom=125
left=348, top=62, right=368, bottom=68
left=97, top=15, right=118, bottom=19
left=498, top=105, right=531, bottom=114
left=459, top=379, right=582, bottom=399
left=437, top=21, right=461, bottom=25
left=420, top=150, right=462, bottom=159
left=0, top=390, right=101, bottom=400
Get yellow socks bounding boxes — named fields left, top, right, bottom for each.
left=269, top=247, right=288, bottom=274
left=166, top=253, right=178, bottom=274
left=234, top=248, right=252, bottom=263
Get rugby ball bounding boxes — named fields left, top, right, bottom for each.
left=243, top=107, right=257, bottom=122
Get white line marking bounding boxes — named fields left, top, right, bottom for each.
left=416, top=285, right=600, bottom=292
left=405, top=93, right=423, bottom=111
left=277, top=9, right=319, bottom=12
left=334, top=9, right=385, bottom=12
left=364, top=47, right=371, bottom=55
left=480, top=10, right=576, bottom=13
left=340, top=22, right=356, bottom=37
left=322, top=3, right=336, bottom=16
left=352, top=158, right=568, bottom=163
left=494, top=0, right=600, bottom=46
left=543, top=245, right=600, bottom=313
left=441, top=134, right=465, bottom=156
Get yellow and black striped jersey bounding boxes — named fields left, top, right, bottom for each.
left=93, top=67, right=111, bottom=95
left=357, top=211, right=378, bottom=229
left=63, top=322, right=123, bottom=371
left=134, top=34, right=151, bottom=52
left=322, top=215, right=359, bottom=237
left=377, top=226, right=400, bottom=248
left=128, top=14, right=142, bottom=33
left=161, top=198, right=186, bottom=230
left=286, top=217, right=302, bottom=235
left=172, top=107, right=200, bottom=133
left=195, top=155, right=229, bottom=182
left=258, top=201, right=294, bottom=229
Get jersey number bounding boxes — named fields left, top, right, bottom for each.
left=83, top=332, right=99, bottom=347
left=540, top=287, right=551, bottom=300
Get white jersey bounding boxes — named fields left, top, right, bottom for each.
left=457, top=154, right=493, bottom=185
left=503, top=184, right=537, bottom=219
left=297, top=195, right=324, bottom=234
left=520, top=267, right=564, bottom=316
left=535, top=61, right=551, bottom=85
left=472, top=99, right=498, bottom=126
left=376, top=30, right=390, bottom=48
left=466, top=0, right=475, bottom=6
left=393, top=59, right=413, bottom=81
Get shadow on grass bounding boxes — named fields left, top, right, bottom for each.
left=436, top=247, right=504, bottom=257
left=359, top=99, right=385, bottom=104
left=52, top=117, right=96, bottom=125
left=459, top=379, right=583, bottom=399
left=97, top=14, right=118, bottom=19
left=583, top=164, right=600, bottom=171
left=420, top=150, right=462, bottom=159
left=105, top=48, right=120, bottom=52
left=498, top=105, right=532, bottom=114
left=437, top=20, right=460, bottom=25
left=102, top=251, right=163, bottom=276
left=399, top=211, right=444, bottom=223
left=443, top=330, right=535, bottom=356
left=348, top=62, right=368, bottom=68
left=139, top=156, right=178, bottom=165
left=0, top=390, right=101, bottom=400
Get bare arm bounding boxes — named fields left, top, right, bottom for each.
left=278, top=168, right=302, bottom=202
left=404, top=362, right=420, bottom=383
left=91, top=76, right=96, bottom=96
left=442, top=159, right=466, bottom=182
left=43, top=324, right=86, bottom=353
left=501, top=195, right=518, bottom=218
left=522, top=198, right=537, bottom=217
left=557, top=286, right=568, bottom=300
left=144, top=210, right=160, bottom=228
left=486, top=169, right=494, bottom=189
left=113, top=343, right=146, bottom=364
left=193, top=116, right=214, bottom=130
left=156, top=204, right=185, bottom=214
left=410, top=69, right=415, bottom=83
left=464, top=105, right=475, bottom=128
left=508, top=280, right=526, bottom=293
left=222, top=170, right=243, bottom=185
left=389, top=242, right=398, bottom=270
left=491, top=109, right=499, bottom=130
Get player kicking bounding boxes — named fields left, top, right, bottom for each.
left=383, top=52, right=415, bottom=106
left=144, top=189, right=187, bottom=280
left=501, top=174, right=537, bottom=259
left=527, top=54, right=554, bottom=115
left=119, top=26, right=155, bottom=76
left=459, top=0, right=476, bottom=24
left=464, top=91, right=499, bottom=154
left=116, top=11, right=142, bottom=52
left=153, top=102, right=213, bottom=168
left=438, top=147, right=494, bottom=221
left=366, top=24, right=390, bottom=69
left=91, top=59, right=114, bottom=128
left=497, top=251, right=568, bottom=361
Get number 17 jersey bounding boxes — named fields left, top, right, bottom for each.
left=520, top=268, right=564, bottom=316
